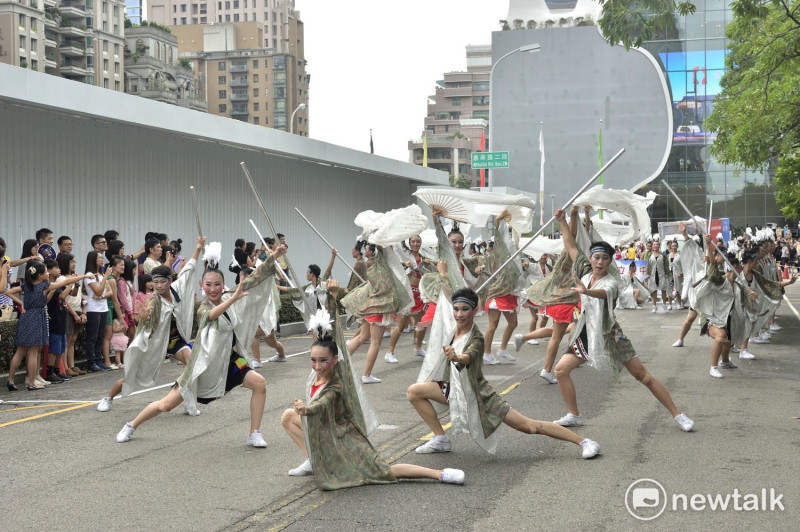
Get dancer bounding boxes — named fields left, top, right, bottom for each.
left=549, top=208, right=694, bottom=431
left=646, top=238, right=672, bottom=312
left=116, top=242, right=286, bottom=445
left=481, top=210, right=522, bottom=365
left=672, top=223, right=707, bottom=347
left=385, top=235, right=435, bottom=363
left=97, top=237, right=204, bottom=412
left=668, top=240, right=684, bottom=308
left=617, top=261, right=647, bottom=309
left=282, top=280, right=465, bottom=488
left=514, top=206, right=585, bottom=384
left=406, top=284, right=600, bottom=459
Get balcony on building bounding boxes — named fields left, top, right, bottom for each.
left=59, top=58, right=90, bottom=76
left=59, top=39, right=86, bottom=56
left=44, top=52, right=58, bottom=70
left=229, top=77, right=248, bottom=88
left=59, top=20, right=90, bottom=37
left=59, top=1, right=88, bottom=19
left=230, top=105, right=249, bottom=116
left=176, top=95, right=208, bottom=112
left=43, top=0, right=57, bottom=7
left=230, top=62, right=248, bottom=73
left=443, top=87, right=472, bottom=98
left=230, top=90, right=249, bottom=102
left=44, top=32, right=58, bottom=49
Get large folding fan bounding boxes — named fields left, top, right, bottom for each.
left=413, top=188, right=536, bottom=234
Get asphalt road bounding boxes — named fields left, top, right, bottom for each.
left=2, top=286, right=799, bottom=531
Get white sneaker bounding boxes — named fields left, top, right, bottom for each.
left=267, top=354, right=287, bottom=362
left=483, top=353, right=499, bottom=365
left=415, top=435, right=451, bottom=454
left=667, top=304, right=673, bottom=311
left=382, top=330, right=391, bottom=338
left=769, top=323, right=782, bottom=331
left=709, top=366, right=723, bottom=378
left=361, top=374, right=381, bottom=384
left=97, top=397, right=112, bottom=412
left=247, top=430, right=267, bottom=447
left=35, top=376, right=50, bottom=386
left=440, top=468, right=465, bottom=484
left=384, top=352, right=398, bottom=364
left=251, top=360, right=264, bottom=368
left=527, top=339, right=540, bottom=345
left=579, top=439, right=600, bottom=459
left=651, top=306, right=658, bottom=313
left=662, top=304, right=669, bottom=312
left=739, top=349, right=756, bottom=360
left=497, top=349, right=516, bottom=362
left=402, top=325, right=415, bottom=333
left=719, top=360, right=738, bottom=369
left=674, top=413, right=695, bottom=432
left=750, top=336, right=768, bottom=344
left=109, top=363, right=119, bottom=370
left=184, top=403, right=201, bottom=416
left=414, top=348, right=426, bottom=357
left=554, top=413, right=583, bottom=426
left=672, top=339, right=684, bottom=347
left=762, top=331, right=772, bottom=339
left=288, top=458, right=313, bottom=476
left=514, top=333, right=524, bottom=352
left=539, top=369, right=557, bottom=384
left=116, top=423, right=135, bottom=443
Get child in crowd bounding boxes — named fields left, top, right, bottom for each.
left=44, top=259, right=72, bottom=383
left=110, top=317, right=128, bottom=369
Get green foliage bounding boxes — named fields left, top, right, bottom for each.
left=449, top=174, right=472, bottom=189
left=703, top=0, right=800, bottom=219
left=178, top=57, right=192, bottom=70
left=124, top=17, right=132, bottom=28
left=595, top=0, right=697, bottom=49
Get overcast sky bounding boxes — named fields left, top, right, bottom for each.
left=302, top=1, right=510, bottom=162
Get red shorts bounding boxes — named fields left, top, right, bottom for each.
left=364, top=315, right=384, bottom=324
left=418, top=302, right=436, bottom=328
left=485, top=294, right=518, bottom=312
left=543, top=303, right=578, bottom=323
left=410, top=286, right=425, bottom=314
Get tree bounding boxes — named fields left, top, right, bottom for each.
left=449, top=174, right=472, bottom=189
left=702, top=0, right=800, bottom=220
left=499, top=19, right=510, bottom=31
left=594, top=0, right=696, bottom=49
left=513, top=18, right=524, bottom=30
left=527, top=19, right=537, bottom=29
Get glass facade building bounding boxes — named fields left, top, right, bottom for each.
left=640, top=1, right=782, bottom=233
left=125, top=0, right=142, bottom=25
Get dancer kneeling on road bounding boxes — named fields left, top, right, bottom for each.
left=281, top=280, right=465, bottom=488
left=406, top=285, right=600, bottom=459
left=549, top=208, right=695, bottom=432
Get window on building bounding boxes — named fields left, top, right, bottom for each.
left=181, top=4, right=187, bottom=11
left=115, top=80, right=120, bottom=91
left=200, top=3, right=207, bottom=13
left=104, top=41, right=110, bottom=52
left=253, top=117, right=259, bottom=124
left=253, top=102, right=259, bottom=111
left=264, top=116, right=268, bottom=124
left=114, top=43, right=120, bottom=55
left=30, top=19, right=36, bottom=32
left=218, top=2, right=222, bottom=9
left=253, top=74, right=259, bottom=82
left=103, top=58, right=109, bottom=71
left=437, top=111, right=449, bottom=120
left=174, top=18, right=177, bottom=24
left=31, top=59, right=38, bottom=70
left=234, top=13, right=239, bottom=21
left=219, top=89, right=227, bottom=98
left=273, top=55, right=285, bottom=70
left=218, top=15, right=222, bottom=21
left=452, top=97, right=461, bottom=106
left=472, top=96, right=490, bottom=106
left=219, top=103, right=227, bottom=112
left=264, top=11, right=268, bottom=21
left=114, top=62, right=119, bottom=74
left=173, top=5, right=177, bottom=12
left=252, top=59, right=258, bottom=68
left=19, top=14, right=25, bottom=29
left=252, top=88, right=258, bottom=96
left=233, top=0, right=239, bottom=7
left=218, top=75, right=227, bottom=84
left=30, top=38, right=37, bottom=50
left=244, top=0, right=247, bottom=7
left=225, top=1, right=230, bottom=7
left=244, top=13, right=248, bottom=21
left=104, top=78, right=109, bottom=88
left=218, top=61, right=226, bottom=70
left=180, top=17, right=186, bottom=24
left=473, top=81, right=489, bottom=91
left=200, top=16, right=206, bottom=22
left=474, top=110, right=489, bottom=119
left=225, top=14, right=230, bottom=21
left=275, top=86, right=285, bottom=98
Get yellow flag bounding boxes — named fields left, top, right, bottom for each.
left=422, top=133, right=428, bottom=167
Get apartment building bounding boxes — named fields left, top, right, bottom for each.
left=408, top=45, right=491, bottom=186
left=173, top=21, right=308, bottom=133
left=0, top=0, right=125, bottom=90
left=148, top=0, right=299, bottom=54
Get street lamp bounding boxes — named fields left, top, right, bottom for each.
left=290, top=103, right=307, bottom=135
left=488, top=42, right=541, bottom=185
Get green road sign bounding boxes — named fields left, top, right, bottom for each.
left=471, top=151, right=509, bottom=169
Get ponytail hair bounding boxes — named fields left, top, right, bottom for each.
left=25, top=260, right=46, bottom=289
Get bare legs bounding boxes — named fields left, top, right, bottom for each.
left=678, top=309, right=698, bottom=342
left=387, top=315, right=411, bottom=354
left=281, top=409, right=308, bottom=457
left=484, top=309, right=518, bottom=353
left=129, top=386, right=184, bottom=428
left=503, top=408, right=584, bottom=445
left=363, top=324, right=387, bottom=377
left=7, top=345, right=41, bottom=387
left=347, top=321, right=369, bottom=356
left=241, top=370, right=266, bottom=433
left=263, top=331, right=285, bottom=358
left=406, top=382, right=449, bottom=435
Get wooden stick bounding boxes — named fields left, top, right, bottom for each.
left=294, top=208, right=364, bottom=282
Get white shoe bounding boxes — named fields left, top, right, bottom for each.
left=539, top=369, right=557, bottom=384
left=116, top=423, right=135, bottom=443
left=382, top=330, right=391, bottom=338
left=674, top=413, right=695, bottom=432
left=739, top=349, right=756, bottom=360
left=769, top=323, right=782, bottom=331
left=414, top=348, right=426, bottom=357
left=579, top=439, right=600, bottom=459
left=483, top=353, right=499, bottom=365
left=662, top=304, right=669, bottom=312
left=719, top=360, right=738, bottom=369
left=750, top=336, right=769, bottom=344
left=251, top=360, right=264, bottom=368
left=554, top=413, right=583, bottom=426
left=267, top=354, right=287, bottom=362
left=651, top=306, right=658, bottom=313
left=440, top=468, right=465, bottom=484
left=672, top=339, right=684, bottom=347
left=35, top=376, right=50, bottom=386
left=415, top=435, right=451, bottom=454
left=384, top=352, right=398, bottom=364
left=730, top=346, right=740, bottom=353
left=497, top=349, right=516, bottom=362
left=288, top=458, right=313, bottom=476
left=667, top=304, right=672, bottom=311
left=709, top=366, right=723, bottom=378
left=184, top=403, right=201, bottom=416
left=361, top=374, right=381, bottom=384
left=247, top=430, right=267, bottom=447
left=402, top=325, right=415, bottom=333
left=514, top=333, right=524, bottom=352
left=527, top=339, right=540, bottom=345
left=97, top=397, right=112, bottom=412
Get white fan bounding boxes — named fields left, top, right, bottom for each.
left=414, top=188, right=536, bottom=234
left=355, top=204, right=429, bottom=246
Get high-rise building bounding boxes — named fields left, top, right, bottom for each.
left=173, top=21, right=308, bottom=133
left=124, top=24, right=206, bottom=111
left=408, top=45, right=491, bottom=186
left=0, top=0, right=126, bottom=91
left=124, top=0, right=142, bottom=24
left=147, top=0, right=300, bottom=54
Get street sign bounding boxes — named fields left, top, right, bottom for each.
left=471, top=151, right=509, bottom=169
